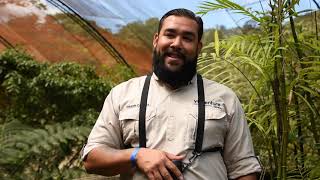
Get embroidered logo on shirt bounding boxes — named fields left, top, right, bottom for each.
left=194, top=100, right=223, bottom=110
left=126, top=103, right=150, bottom=109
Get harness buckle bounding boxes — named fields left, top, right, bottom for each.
left=181, top=151, right=202, bottom=172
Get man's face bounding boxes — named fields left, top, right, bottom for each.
left=153, top=16, right=202, bottom=72
left=152, top=15, right=202, bottom=88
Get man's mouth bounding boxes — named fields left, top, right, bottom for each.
left=165, top=51, right=185, bottom=62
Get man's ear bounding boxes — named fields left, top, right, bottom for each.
left=153, top=33, right=159, bottom=48
left=197, top=41, right=203, bottom=55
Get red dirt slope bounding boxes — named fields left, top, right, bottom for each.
left=0, top=3, right=152, bottom=74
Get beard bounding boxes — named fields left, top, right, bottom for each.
left=152, top=48, right=198, bottom=89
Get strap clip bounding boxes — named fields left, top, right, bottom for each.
left=181, top=151, right=202, bottom=172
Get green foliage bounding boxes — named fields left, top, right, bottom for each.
left=115, top=18, right=159, bottom=49
left=104, top=63, right=137, bottom=86
left=197, top=1, right=320, bottom=179
left=54, top=13, right=105, bottom=37
left=0, top=120, right=90, bottom=179
left=1, top=50, right=111, bottom=126
left=198, top=0, right=263, bottom=23
left=0, top=49, right=117, bottom=178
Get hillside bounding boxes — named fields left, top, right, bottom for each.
left=0, top=8, right=152, bottom=74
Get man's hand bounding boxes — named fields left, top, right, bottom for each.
left=136, top=148, right=185, bottom=180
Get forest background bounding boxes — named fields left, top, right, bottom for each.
left=0, top=0, right=320, bottom=179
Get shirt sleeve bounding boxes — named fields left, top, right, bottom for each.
left=223, top=97, right=261, bottom=179
left=80, top=88, right=123, bottom=160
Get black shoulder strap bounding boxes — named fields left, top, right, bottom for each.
left=139, top=74, right=223, bottom=172
left=139, top=74, right=151, bottom=148
left=139, top=74, right=208, bottom=153
left=195, top=74, right=205, bottom=154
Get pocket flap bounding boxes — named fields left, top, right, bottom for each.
left=119, top=106, right=156, bottom=121
left=206, top=107, right=226, bottom=120
left=190, top=107, right=226, bottom=120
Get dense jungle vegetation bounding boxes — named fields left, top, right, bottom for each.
left=0, top=49, right=135, bottom=179
left=197, top=0, right=320, bottom=179
left=1, top=0, right=320, bottom=179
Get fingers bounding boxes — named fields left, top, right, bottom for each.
left=136, top=149, right=184, bottom=180
left=145, top=160, right=173, bottom=180
left=153, top=170, right=163, bottom=180
left=146, top=172, right=155, bottom=180
left=148, top=162, right=179, bottom=180
left=159, top=164, right=173, bottom=180
left=146, top=168, right=169, bottom=180
left=165, top=152, right=185, bottom=161
left=164, top=152, right=185, bottom=179
left=165, top=160, right=183, bottom=180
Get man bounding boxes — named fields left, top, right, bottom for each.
left=81, top=8, right=261, bottom=180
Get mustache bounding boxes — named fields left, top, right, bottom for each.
left=163, top=48, right=186, bottom=60
left=152, top=49, right=197, bottom=89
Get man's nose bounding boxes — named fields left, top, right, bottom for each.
left=170, top=37, right=183, bottom=50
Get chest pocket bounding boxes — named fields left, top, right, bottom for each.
left=187, top=106, right=227, bottom=150
left=119, top=106, right=156, bottom=147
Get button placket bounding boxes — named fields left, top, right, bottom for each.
left=167, top=115, right=174, bottom=141
left=167, top=94, right=175, bottom=141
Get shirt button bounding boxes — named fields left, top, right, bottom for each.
left=167, top=115, right=174, bottom=141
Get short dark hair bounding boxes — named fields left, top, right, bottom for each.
left=158, top=8, right=203, bottom=42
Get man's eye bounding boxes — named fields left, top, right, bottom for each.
left=184, top=36, right=193, bottom=42
left=165, top=34, right=175, bottom=38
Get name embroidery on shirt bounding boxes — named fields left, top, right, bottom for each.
left=194, top=100, right=223, bottom=110
left=126, top=103, right=150, bottom=109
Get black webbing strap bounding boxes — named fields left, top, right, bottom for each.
left=195, top=74, right=205, bottom=154
left=139, top=74, right=151, bottom=147
left=139, top=74, right=222, bottom=156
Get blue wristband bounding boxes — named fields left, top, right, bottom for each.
left=130, top=147, right=140, bottom=168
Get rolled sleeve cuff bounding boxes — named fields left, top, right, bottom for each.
left=227, top=156, right=262, bottom=179
left=80, top=143, right=106, bottom=161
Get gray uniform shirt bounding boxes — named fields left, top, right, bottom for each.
left=82, top=74, right=261, bottom=179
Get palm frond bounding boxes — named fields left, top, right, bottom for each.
left=198, top=0, right=263, bottom=23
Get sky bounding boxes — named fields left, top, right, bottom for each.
left=2, top=0, right=319, bottom=32
left=157, top=0, right=320, bottom=28
left=64, top=0, right=319, bottom=32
